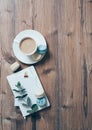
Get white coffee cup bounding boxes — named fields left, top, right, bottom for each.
left=19, top=38, right=37, bottom=56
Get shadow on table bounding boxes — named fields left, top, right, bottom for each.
left=30, top=106, right=51, bottom=130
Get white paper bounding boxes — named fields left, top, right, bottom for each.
left=7, top=66, right=50, bottom=117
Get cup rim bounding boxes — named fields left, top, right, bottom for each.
left=19, top=37, right=37, bottom=56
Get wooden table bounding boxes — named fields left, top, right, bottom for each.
left=0, top=0, right=92, bottom=130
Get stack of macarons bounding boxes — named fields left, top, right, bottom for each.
left=35, top=89, right=47, bottom=107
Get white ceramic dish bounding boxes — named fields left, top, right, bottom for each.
left=13, top=30, right=47, bottom=64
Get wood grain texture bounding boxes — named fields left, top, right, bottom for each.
left=0, top=0, right=92, bottom=130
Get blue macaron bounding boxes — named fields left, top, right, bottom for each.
left=37, top=45, right=47, bottom=54
left=36, top=97, right=47, bottom=107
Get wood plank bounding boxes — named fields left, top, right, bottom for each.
left=57, top=0, right=80, bottom=129
left=82, top=0, right=92, bottom=130
left=0, top=0, right=16, bottom=129
left=0, top=31, right=2, bottom=130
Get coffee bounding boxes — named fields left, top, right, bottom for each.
left=20, top=38, right=37, bottom=55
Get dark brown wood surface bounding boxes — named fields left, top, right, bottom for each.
left=0, top=0, right=92, bottom=130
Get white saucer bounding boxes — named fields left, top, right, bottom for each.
left=13, top=30, right=47, bottom=64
